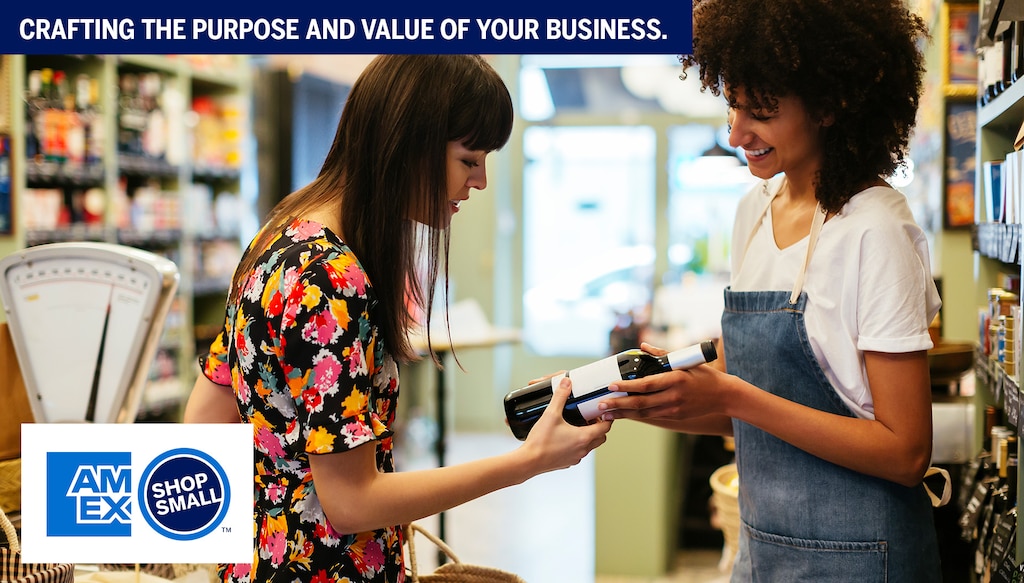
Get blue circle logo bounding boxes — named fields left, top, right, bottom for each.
left=138, top=448, right=230, bottom=540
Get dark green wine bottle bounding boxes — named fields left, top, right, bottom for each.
left=504, top=340, right=717, bottom=440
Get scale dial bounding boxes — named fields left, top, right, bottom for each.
left=0, top=243, right=178, bottom=423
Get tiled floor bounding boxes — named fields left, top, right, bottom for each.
left=401, top=431, right=731, bottom=583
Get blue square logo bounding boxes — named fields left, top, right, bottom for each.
left=47, top=452, right=132, bottom=537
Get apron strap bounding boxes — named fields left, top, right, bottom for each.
left=737, top=179, right=825, bottom=305
left=789, top=203, right=826, bottom=305
left=923, top=466, right=952, bottom=507
left=737, top=181, right=776, bottom=275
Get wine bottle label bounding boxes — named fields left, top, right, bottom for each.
left=989, top=510, right=1015, bottom=575
left=995, top=551, right=1018, bottom=583
left=564, top=356, right=622, bottom=399
left=575, top=389, right=626, bottom=421
left=959, top=457, right=984, bottom=509
left=960, top=480, right=991, bottom=535
left=545, top=357, right=627, bottom=422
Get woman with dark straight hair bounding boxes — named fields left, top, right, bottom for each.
left=185, top=54, right=611, bottom=582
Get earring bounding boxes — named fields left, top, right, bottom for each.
left=727, top=123, right=732, bottom=134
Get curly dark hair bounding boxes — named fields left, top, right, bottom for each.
left=680, top=0, right=930, bottom=213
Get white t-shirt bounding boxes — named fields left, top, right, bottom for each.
left=729, top=175, right=942, bottom=419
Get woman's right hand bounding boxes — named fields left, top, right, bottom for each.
left=519, top=376, right=612, bottom=475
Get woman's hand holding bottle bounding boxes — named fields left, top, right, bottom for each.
left=504, top=340, right=717, bottom=439
left=519, top=376, right=612, bottom=475
left=597, top=342, right=734, bottom=427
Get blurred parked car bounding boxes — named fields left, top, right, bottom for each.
left=524, top=245, right=655, bottom=356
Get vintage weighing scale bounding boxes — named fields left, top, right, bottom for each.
left=0, top=242, right=179, bottom=424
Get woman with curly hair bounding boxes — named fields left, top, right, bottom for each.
left=598, top=0, right=942, bottom=579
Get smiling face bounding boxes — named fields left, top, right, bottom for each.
left=445, top=140, right=489, bottom=219
left=726, top=89, right=827, bottom=186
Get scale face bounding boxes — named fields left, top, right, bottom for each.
left=0, top=242, right=179, bottom=423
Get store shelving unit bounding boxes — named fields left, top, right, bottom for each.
left=0, top=54, right=254, bottom=420
left=973, top=44, right=1024, bottom=564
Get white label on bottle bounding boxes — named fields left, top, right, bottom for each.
left=547, top=372, right=567, bottom=392
left=549, top=364, right=621, bottom=422
left=667, top=343, right=707, bottom=370
left=547, top=370, right=614, bottom=421
left=576, top=391, right=626, bottom=421
left=567, top=356, right=621, bottom=398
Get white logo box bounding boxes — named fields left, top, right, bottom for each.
left=21, top=423, right=253, bottom=563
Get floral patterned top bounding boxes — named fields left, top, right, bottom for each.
left=201, top=219, right=404, bottom=582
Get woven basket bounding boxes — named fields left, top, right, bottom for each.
left=405, top=523, right=526, bottom=583
left=0, top=458, right=20, bottom=514
left=95, top=563, right=218, bottom=581
left=710, top=463, right=740, bottom=573
left=0, top=505, right=74, bottom=583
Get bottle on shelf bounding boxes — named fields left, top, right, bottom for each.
left=23, top=69, right=43, bottom=163
left=970, top=426, right=1014, bottom=579
left=39, top=68, right=60, bottom=164
left=959, top=408, right=1004, bottom=544
left=64, top=73, right=92, bottom=166
left=999, top=24, right=1015, bottom=95
left=1013, top=22, right=1024, bottom=83
left=52, top=70, right=71, bottom=165
left=504, top=340, right=718, bottom=440
left=118, top=73, right=146, bottom=157
left=191, top=95, right=223, bottom=170
left=983, top=21, right=1013, bottom=106
left=982, top=436, right=1017, bottom=582
left=85, top=78, right=104, bottom=165
left=140, top=72, right=167, bottom=160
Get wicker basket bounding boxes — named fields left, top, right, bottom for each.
left=94, top=564, right=218, bottom=582
left=0, top=505, right=75, bottom=583
left=405, top=523, right=526, bottom=583
left=709, top=463, right=740, bottom=573
left=0, top=457, right=20, bottom=514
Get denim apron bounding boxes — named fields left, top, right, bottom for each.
left=723, top=185, right=941, bottom=582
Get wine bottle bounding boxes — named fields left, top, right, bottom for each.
left=24, top=69, right=43, bottom=162
left=65, top=73, right=90, bottom=166
left=1001, top=25, right=1016, bottom=94
left=983, top=436, right=1016, bottom=580
left=86, top=78, right=104, bottom=165
left=50, top=70, right=69, bottom=164
left=504, top=340, right=717, bottom=440
left=39, top=68, right=57, bottom=163
left=141, top=72, right=167, bottom=160
left=1013, top=22, right=1024, bottom=83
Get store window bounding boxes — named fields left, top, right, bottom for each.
left=522, top=126, right=656, bottom=356
left=655, top=124, right=759, bottom=348
left=517, top=56, right=741, bottom=357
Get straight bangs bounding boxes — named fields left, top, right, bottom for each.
left=449, top=72, right=513, bottom=152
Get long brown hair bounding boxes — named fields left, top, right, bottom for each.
left=231, top=55, right=513, bottom=363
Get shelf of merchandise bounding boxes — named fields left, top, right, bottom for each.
left=1, top=54, right=253, bottom=420
left=1, top=57, right=10, bottom=240
left=975, top=66, right=1024, bottom=564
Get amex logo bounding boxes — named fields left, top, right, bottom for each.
left=47, top=452, right=132, bottom=537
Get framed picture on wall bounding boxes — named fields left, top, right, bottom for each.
left=943, top=2, right=980, bottom=98
left=944, top=100, right=977, bottom=229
